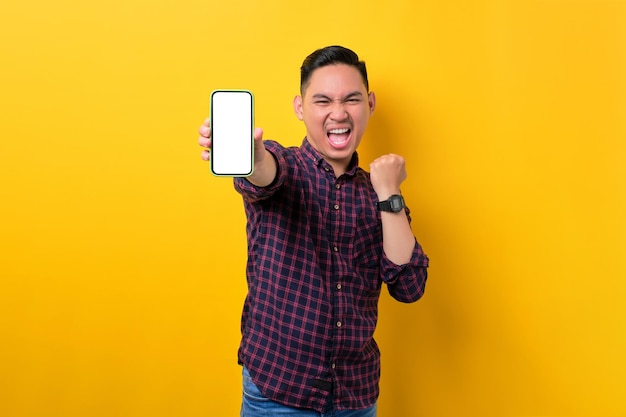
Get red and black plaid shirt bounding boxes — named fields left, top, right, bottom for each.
left=234, top=139, right=429, bottom=412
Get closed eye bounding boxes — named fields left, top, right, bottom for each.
left=311, top=92, right=364, bottom=106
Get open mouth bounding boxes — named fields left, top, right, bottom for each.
left=327, top=128, right=351, bottom=148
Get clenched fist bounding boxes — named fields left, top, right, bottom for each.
left=369, top=154, right=407, bottom=200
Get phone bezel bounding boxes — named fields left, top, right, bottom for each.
left=210, top=89, right=254, bottom=177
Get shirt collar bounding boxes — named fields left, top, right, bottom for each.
left=301, top=138, right=360, bottom=177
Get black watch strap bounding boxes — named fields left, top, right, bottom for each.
left=376, top=199, right=393, bottom=211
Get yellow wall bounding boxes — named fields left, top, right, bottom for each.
left=1, top=0, right=625, bottom=416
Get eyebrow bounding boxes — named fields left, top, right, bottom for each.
left=311, top=91, right=364, bottom=100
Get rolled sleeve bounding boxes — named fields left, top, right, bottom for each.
left=381, top=239, right=429, bottom=303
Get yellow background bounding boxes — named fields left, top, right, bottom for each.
left=1, top=0, right=625, bottom=416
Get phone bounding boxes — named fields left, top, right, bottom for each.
left=210, top=90, right=254, bottom=176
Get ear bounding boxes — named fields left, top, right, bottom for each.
left=293, top=95, right=304, bottom=120
left=368, top=91, right=376, bottom=114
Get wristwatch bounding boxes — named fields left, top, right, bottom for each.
left=376, top=194, right=405, bottom=213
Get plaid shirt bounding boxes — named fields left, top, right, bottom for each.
left=234, top=139, right=429, bottom=412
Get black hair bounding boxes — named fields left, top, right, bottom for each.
left=300, top=45, right=369, bottom=95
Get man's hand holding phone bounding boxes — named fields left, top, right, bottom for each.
left=198, top=118, right=264, bottom=163
left=198, top=118, right=277, bottom=186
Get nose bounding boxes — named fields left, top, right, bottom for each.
left=329, top=101, right=348, bottom=120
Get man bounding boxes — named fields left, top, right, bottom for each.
left=198, top=45, right=429, bottom=416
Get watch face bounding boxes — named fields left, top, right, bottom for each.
left=390, top=195, right=404, bottom=212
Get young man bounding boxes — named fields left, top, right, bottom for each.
left=198, top=46, right=429, bottom=416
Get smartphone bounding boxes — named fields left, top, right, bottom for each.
left=210, top=90, right=254, bottom=176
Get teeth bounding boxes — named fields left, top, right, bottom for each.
left=328, top=128, right=349, bottom=134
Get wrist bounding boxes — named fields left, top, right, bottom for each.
left=376, top=189, right=401, bottom=201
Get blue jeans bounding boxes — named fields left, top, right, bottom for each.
left=240, top=366, right=377, bottom=417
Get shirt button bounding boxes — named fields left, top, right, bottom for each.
left=332, top=246, right=338, bottom=252
left=336, top=283, right=342, bottom=290
left=335, top=184, right=341, bottom=189
left=336, top=321, right=342, bottom=328
left=333, top=204, right=339, bottom=210
left=331, top=363, right=336, bottom=369
left=324, top=167, right=330, bottom=172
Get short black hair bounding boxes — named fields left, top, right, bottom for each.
left=300, top=45, right=369, bottom=95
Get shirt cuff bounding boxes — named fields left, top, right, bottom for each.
left=380, top=239, right=429, bottom=284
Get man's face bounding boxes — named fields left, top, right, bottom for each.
left=294, top=64, right=376, bottom=174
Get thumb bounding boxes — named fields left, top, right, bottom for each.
left=254, top=127, right=264, bottom=142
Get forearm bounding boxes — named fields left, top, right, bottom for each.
left=246, top=149, right=277, bottom=187
left=381, top=209, right=416, bottom=265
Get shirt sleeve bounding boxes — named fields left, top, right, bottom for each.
left=233, top=140, right=287, bottom=202
left=380, top=230, right=430, bottom=303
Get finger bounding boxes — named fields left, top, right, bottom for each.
left=198, top=136, right=211, bottom=148
left=199, top=122, right=211, bottom=138
left=201, top=149, right=210, bottom=161
left=199, top=126, right=211, bottom=138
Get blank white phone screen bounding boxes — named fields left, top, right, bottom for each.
left=210, top=90, right=253, bottom=176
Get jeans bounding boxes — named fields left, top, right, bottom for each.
left=240, top=366, right=377, bottom=417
